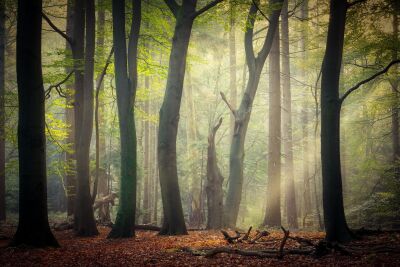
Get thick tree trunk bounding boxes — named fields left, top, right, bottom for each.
left=158, top=3, right=196, bottom=235
left=320, top=0, right=352, bottom=243
left=107, top=0, right=140, bottom=238
left=0, top=0, right=6, bottom=221
left=223, top=0, right=282, bottom=228
left=281, top=0, right=298, bottom=229
left=65, top=0, right=76, bottom=217
left=10, top=0, right=58, bottom=247
left=206, top=119, right=224, bottom=229
left=73, top=0, right=98, bottom=236
left=264, top=26, right=281, bottom=227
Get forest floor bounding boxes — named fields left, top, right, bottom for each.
left=0, top=226, right=399, bottom=266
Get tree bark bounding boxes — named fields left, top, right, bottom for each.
left=65, top=0, right=76, bottom=217
left=73, top=0, right=98, bottom=236
left=320, top=0, right=352, bottom=243
left=281, top=0, right=298, bottom=229
left=10, top=0, right=58, bottom=247
left=391, top=8, right=399, bottom=165
left=186, top=72, right=201, bottom=227
left=229, top=0, right=237, bottom=139
left=264, top=25, right=281, bottom=227
left=107, top=0, right=140, bottom=238
left=0, top=0, right=6, bottom=221
left=143, top=75, right=151, bottom=224
left=300, top=0, right=311, bottom=223
left=206, top=118, right=224, bottom=229
left=223, top=0, right=283, bottom=228
left=158, top=1, right=196, bottom=236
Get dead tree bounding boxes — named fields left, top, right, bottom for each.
left=206, top=118, right=224, bottom=229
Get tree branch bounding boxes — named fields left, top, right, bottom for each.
left=42, top=12, right=73, bottom=46
left=340, top=59, right=400, bottom=103
left=45, top=71, right=73, bottom=99
left=251, top=0, right=270, bottom=22
left=163, top=0, right=180, bottom=17
left=347, top=0, right=367, bottom=8
left=193, top=0, right=224, bottom=19
left=220, top=91, right=236, bottom=116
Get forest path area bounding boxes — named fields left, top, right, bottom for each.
left=0, top=227, right=399, bottom=266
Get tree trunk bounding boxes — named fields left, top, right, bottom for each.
left=281, top=0, right=297, bottom=229
left=143, top=75, right=151, bottom=224
left=186, top=72, right=201, bottom=227
left=153, top=121, right=159, bottom=224
left=300, top=0, right=311, bottom=223
left=107, top=0, right=140, bottom=238
left=10, top=0, right=58, bottom=247
left=65, top=0, right=76, bottom=217
left=0, top=0, right=6, bottom=221
left=264, top=26, right=281, bottom=227
left=223, top=0, right=283, bottom=228
left=73, top=0, right=98, bottom=236
left=320, top=0, right=352, bottom=243
left=158, top=2, right=197, bottom=235
left=206, top=118, right=224, bottom=229
left=391, top=9, right=399, bottom=165
left=229, top=1, right=237, bottom=139
left=95, top=0, right=110, bottom=222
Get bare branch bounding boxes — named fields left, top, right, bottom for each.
left=220, top=91, right=236, bottom=116
left=163, top=0, right=180, bottom=17
left=340, top=59, right=400, bottom=103
left=42, top=12, right=73, bottom=46
left=193, top=0, right=224, bottom=19
left=45, top=71, right=73, bottom=99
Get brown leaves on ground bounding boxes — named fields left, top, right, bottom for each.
left=0, top=227, right=399, bottom=266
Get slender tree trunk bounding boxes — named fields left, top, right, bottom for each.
left=264, top=26, right=281, bottom=227
left=281, top=0, right=297, bottom=229
left=186, top=72, right=201, bottom=227
left=223, top=1, right=283, bottom=227
left=300, top=0, right=311, bottom=224
left=391, top=10, right=399, bottom=166
left=108, top=0, right=140, bottom=238
left=320, top=0, right=352, bottom=243
left=73, top=0, right=98, bottom=236
left=229, top=1, right=237, bottom=138
left=0, top=0, right=6, bottom=221
left=153, top=121, right=159, bottom=224
left=206, top=118, right=224, bottom=229
left=95, top=0, right=110, bottom=222
left=65, top=0, right=76, bottom=217
left=10, top=0, right=58, bottom=247
left=93, top=0, right=106, bottom=205
left=143, top=75, right=151, bottom=224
